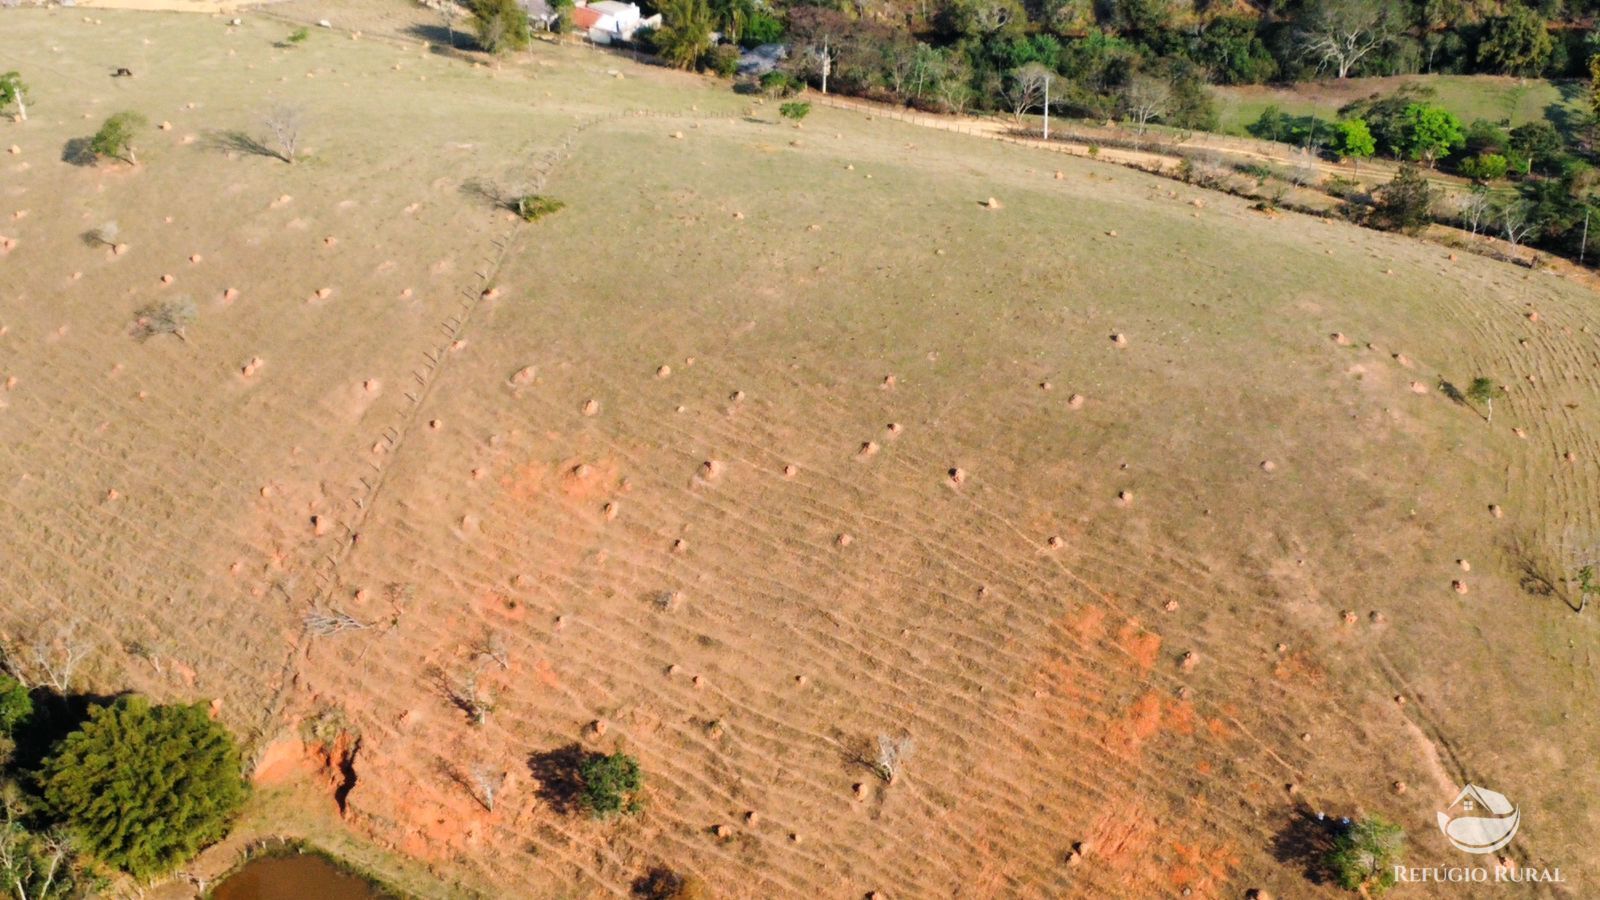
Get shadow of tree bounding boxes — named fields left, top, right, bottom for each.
left=205, top=129, right=286, bottom=162
left=61, top=137, right=97, bottom=167
left=527, top=743, right=600, bottom=815
left=1270, top=806, right=1342, bottom=887
left=404, top=24, right=487, bottom=62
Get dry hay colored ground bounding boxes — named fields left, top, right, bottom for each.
left=2, top=5, right=1598, bottom=898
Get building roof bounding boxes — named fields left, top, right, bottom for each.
left=571, top=5, right=604, bottom=28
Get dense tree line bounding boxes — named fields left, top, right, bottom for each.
left=640, top=0, right=1600, bottom=127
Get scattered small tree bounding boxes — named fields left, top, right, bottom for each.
left=284, top=27, right=310, bottom=46
left=440, top=0, right=464, bottom=48
left=471, top=0, right=531, bottom=55
left=131, top=298, right=197, bottom=343
left=1500, top=200, right=1540, bottom=247
left=1333, top=118, right=1374, bottom=171
left=39, top=697, right=247, bottom=880
left=779, top=101, right=811, bottom=122
left=512, top=194, right=564, bottom=222
left=80, top=221, right=119, bottom=249
left=89, top=112, right=147, bottom=166
left=1466, top=376, right=1497, bottom=423
left=470, top=765, right=505, bottom=811
left=262, top=106, right=303, bottom=164
left=872, top=733, right=914, bottom=784
left=1327, top=815, right=1403, bottom=895
left=579, top=751, right=643, bottom=817
left=0, top=71, right=29, bottom=122
left=1373, top=164, right=1434, bottom=234
left=1574, top=564, right=1598, bottom=613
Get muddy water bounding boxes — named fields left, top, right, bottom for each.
left=211, top=853, right=387, bottom=900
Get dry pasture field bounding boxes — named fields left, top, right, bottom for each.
left=2, top=6, right=1599, bottom=898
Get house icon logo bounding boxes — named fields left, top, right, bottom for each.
left=1437, top=784, right=1521, bottom=854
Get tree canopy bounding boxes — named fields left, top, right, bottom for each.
left=38, top=697, right=246, bottom=880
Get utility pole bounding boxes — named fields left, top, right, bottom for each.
left=1581, top=207, right=1590, bottom=267
left=820, top=38, right=830, bottom=95
left=1036, top=74, right=1049, bottom=140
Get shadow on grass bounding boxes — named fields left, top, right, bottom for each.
left=61, top=137, right=97, bottom=167
left=1270, top=806, right=1343, bottom=887
left=205, top=129, right=288, bottom=162
left=527, top=743, right=601, bottom=816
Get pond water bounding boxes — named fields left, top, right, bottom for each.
left=211, top=853, right=387, bottom=900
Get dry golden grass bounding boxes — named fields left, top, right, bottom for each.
left=4, top=6, right=1599, bottom=899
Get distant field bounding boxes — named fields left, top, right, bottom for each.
left=1214, top=74, right=1588, bottom=136
left=4, top=5, right=1600, bottom=898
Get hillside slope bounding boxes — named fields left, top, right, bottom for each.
left=1, top=8, right=1596, bottom=897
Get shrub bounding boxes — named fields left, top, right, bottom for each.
left=89, top=111, right=146, bottom=165
left=634, top=866, right=710, bottom=899
left=1327, top=815, right=1403, bottom=895
left=0, top=674, right=30, bottom=736
left=579, top=751, right=642, bottom=818
left=0, top=71, right=29, bottom=121
left=759, top=70, right=802, bottom=97
left=39, top=696, right=247, bottom=879
left=285, top=27, right=310, bottom=45
left=512, top=194, right=565, bottom=222
left=1458, top=153, right=1508, bottom=183
left=703, top=44, right=740, bottom=78
left=779, top=101, right=811, bottom=122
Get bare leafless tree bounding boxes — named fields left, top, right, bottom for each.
left=1121, top=75, right=1170, bottom=136
left=437, top=668, right=493, bottom=726
left=1297, top=0, right=1401, bottom=79
left=3, top=626, right=94, bottom=693
left=1457, top=189, right=1492, bottom=236
left=474, top=630, right=509, bottom=670
left=471, top=765, right=505, bottom=811
left=873, top=733, right=914, bottom=784
left=1501, top=201, right=1540, bottom=247
left=263, top=106, right=303, bottom=164
left=1003, top=63, right=1051, bottom=124
left=303, top=606, right=368, bottom=636
left=131, top=298, right=198, bottom=343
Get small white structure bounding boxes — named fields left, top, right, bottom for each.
left=572, top=0, right=657, bottom=44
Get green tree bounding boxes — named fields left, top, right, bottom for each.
left=0, top=800, right=81, bottom=900
left=0, top=674, right=29, bottom=737
left=1334, top=118, right=1375, bottom=170
left=1590, top=54, right=1600, bottom=120
left=654, top=0, right=714, bottom=69
left=1374, top=163, right=1436, bottom=233
left=39, top=697, right=246, bottom=880
left=579, top=751, right=643, bottom=818
left=89, top=112, right=146, bottom=165
left=1466, top=376, right=1497, bottom=421
left=780, top=101, right=812, bottom=122
left=1508, top=121, right=1563, bottom=175
left=1459, top=153, right=1508, bottom=182
left=1477, top=7, right=1553, bottom=76
left=0, top=71, right=29, bottom=122
left=471, top=0, right=530, bottom=54
left=1399, top=103, right=1463, bottom=168
left=1327, top=815, right=1404, bottom=895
